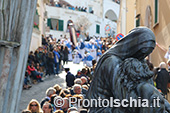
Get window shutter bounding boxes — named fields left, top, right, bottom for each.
left=59, top=20, right=64, bottom=31
left=47, top=18, right=52, bottom=29
left=154, top=0, right=158, bottom=24
left=136, top=18, right=140, bottom=27
left=96, top=24, right=100, bottom=34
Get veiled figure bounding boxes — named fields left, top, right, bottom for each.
left=86, top=27, right=170, bottom=113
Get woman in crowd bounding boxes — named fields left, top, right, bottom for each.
left=26, top=99, right=43, bottom=113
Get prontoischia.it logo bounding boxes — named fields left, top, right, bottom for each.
left=54, top=96, right=161, bottom=108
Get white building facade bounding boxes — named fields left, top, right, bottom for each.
left=45, top=0, right=120, bottom=40
left=30, top=0, right=50, bottom=51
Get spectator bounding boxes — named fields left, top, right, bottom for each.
left=53, top=47, right=60, bottom=74
left=65, top=68, right=75, bottom=88
left=59, top=89, right=70, bottom=98
left=53, top=84, right=62, bottom=95
left=49, top=94, right=58, bottom=111
left=27, top=62, right=43, bottom=83
left=23, top=70, right=32, bottom=90
left=61, top=98, right=70, bottom=112
left=73, top=84, right=82, bottom=95
left=156, top=62, right=170, bottom=96
left=54, top=110, right=64, bottom=113
left=74, top=78, right=82, bottom=85
left=40, top=87, right=56, bottom=108
left=80, top=77, right=87, bottom=85
left=42, top=102, right=53, bottom=113
left=58, top=45, right=64, bottom=73
left=63, top=46, right=69, bottom=65
left=26, top=99, right=43, bottom=113
left=82, top=85, right=88, bottom=90
left=28, top=51, right=35, bottom=64
left=84, top=7, right=87, bottom=12
left=47, top=52, right=55, bottom=75
left=53, top=96, right=64, bottom=111
left=67, top=107, right=78, bottom=113
left=75, top=70, right=82, bottom=78
left=71, top=95, right=83, bottom=112
left=167, top=60, right=170, bottom=72
left=22, top=109, right=31, bottom=113
left=42, top=34, right=47, bottom=45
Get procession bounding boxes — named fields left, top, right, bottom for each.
left=1, top=0, right=170, bottom=113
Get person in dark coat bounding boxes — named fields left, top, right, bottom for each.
left=47, top=52, right=55, bottom=75
left=156, top=62, right=170, bottom=96
left=63, top=46, right=69, bottom=65
left=65, top=68, right=75, bottom=88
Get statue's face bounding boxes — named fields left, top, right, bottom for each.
left=134, top=40, right=155, bottom=60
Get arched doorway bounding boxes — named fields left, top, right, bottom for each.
left=105, top=10, right=117, bottom=22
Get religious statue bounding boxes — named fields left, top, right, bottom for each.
left=86, top=27, right=170, bottom=113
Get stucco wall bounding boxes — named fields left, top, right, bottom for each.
left=30, top=28, right=41, bottom=52
left=136, top=0, right=170, bottom=67
left=126, top=0, right=136, bottom=34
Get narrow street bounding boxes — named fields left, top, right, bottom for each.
left=18, top=61, right=85, bottom=112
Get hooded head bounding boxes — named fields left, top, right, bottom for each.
left=111, top=27, right=155, bottom=60
left=95, top=27, right=156, bottom=71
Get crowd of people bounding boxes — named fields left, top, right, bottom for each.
left=49, top=1, right=88, bottom=13
left=22, top=34, right=117, bottom=112
left=22, top=33, right=170, bottom=112
left=22, top=67, right=92, bottom=113
left=23, top=34, right=116, bottom=88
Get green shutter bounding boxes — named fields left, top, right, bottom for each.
left=155, top=0, right=158, bottom=24
left=47, top=18, right=52, bottom=29
left=58, top=20, right=64, bottom=31
left=96, top=25, right=100, bottom=34
left=136, top=18, right=140, bottom=27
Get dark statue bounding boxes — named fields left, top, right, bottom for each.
left=86, top=27, right=170, bottom=113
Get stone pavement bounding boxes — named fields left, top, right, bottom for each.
left=18, top=61, right=85, bottom=112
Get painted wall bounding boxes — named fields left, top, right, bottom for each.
left=117, top=0, right=136, bottom=35
left=126, top=0, right=136, bottom=33
left=118, top=0, right=170, bottom=67
left=30, top=28, right=41, bottom=52
left=135, top=0, right=170, bottom=67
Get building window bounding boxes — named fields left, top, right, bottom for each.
left=136, top=18, right=140, bottom=27
left=47, top=18, right=64, bottom=31
left=96, top=24, right=100, bottom=34
left=89, top=7, right=92, bottom=13
left=136, top=14, right=140, bottom=27
left=154, top=0, right=159, bottom=25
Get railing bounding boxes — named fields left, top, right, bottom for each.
left=48, top=3, right=90, bottom=13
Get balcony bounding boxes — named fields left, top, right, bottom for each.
left=48, top=0, right=90, bottom=13
left=112, top=0, right=120, bottom=4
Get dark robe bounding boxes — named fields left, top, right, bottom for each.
left=86, top=27, right=169, bottom=112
